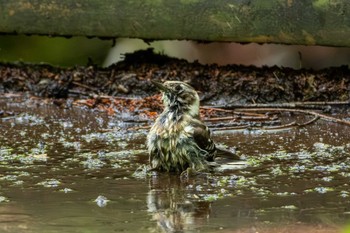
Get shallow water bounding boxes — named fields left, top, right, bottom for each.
left=0, top=99, right=350, bottom=233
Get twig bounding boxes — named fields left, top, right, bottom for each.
left=127, top=125, right=151, bottom=130
left=205, top=115, right=270, bottom=122
left=297, top=115, right=320, bottom=127
left=205, top=116, right=237, bottom=122
left=68, top=89, right=90, bottom=96
left=94, top=95, right=141, bottom=100
left=200, top=106, right=267, bottom=117
left=212, top=115, right=320, bottom=131
left=294, top=101, right=349, bottom=106
left=262, top=115, right=320, bottom=130
left=201, top=106, right=235, bottom=113
left=211, top=125, right=249, bottom=131
left=211, top=101, right=350, bottom=109
left=262, top=121, right=297, bottom=130
left=0, top=93, right=23, bottom=99
left=72, top=81, right=99, bottom=91
left=234, top=108, right=350, bottom=127
left=240, top=115, right=272, bottom=121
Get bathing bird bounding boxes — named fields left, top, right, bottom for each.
left=147, top=80, right=238, bottom=172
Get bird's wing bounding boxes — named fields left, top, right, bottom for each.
left=190, top=119, right=216, bottom=161
left=190, top=119, right=240, bottom=161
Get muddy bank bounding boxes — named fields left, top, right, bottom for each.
left=0, top=49, right=349, bottom=105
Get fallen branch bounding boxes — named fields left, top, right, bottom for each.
left=0, top=93, right=23, bottom=99
left=200, top=106, right=267, bottom=117
left=262, top=115, right=320, bottom=130
left=211, top=101, right=350, bottom=109
left=204, top=115, right=270, bottom=122
left=93, top=95, right=141, bottom=100
left=72, top=81, right=99, bottom=92
left=68, top=89, right=90, bottom=96
left=233, top=108, right=350, bottom=127
left=297, top=115, right=320, bottom=127
left=262, top=121, right=297, bottom=130
left=211, top=125, right=249, bottom=131
left=212, top=115, right=321, bottom=132
left=127, top=125, right=151, bottom=131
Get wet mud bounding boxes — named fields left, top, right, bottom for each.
left=0, top=98, right=350, bottom=233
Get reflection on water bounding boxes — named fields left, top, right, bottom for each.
left=147, top=174, right=211, bottom=232
left=0, top=99, right=350, bottom=232
left=147, top=171, right=349, bottom=233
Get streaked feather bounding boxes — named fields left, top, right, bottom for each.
left=147, top=81, right=238, bottom=172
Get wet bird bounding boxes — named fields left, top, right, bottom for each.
left=147, top=80, right=237, bottom=172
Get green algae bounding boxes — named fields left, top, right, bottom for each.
left=201, top=142, right=350, bottom=201
left=37, top=179, right=61, bottom=188
left=0, top=196, right=9, bottom=203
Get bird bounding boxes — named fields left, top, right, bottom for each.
left=147, top=80, right=238, bottom=173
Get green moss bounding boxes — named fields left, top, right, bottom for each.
left=180, top=0, right=201, bottom=4
left=312, top=0, right=330, bottom=8
left=2, top=0, right=350, bottom=46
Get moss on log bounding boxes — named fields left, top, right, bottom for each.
left=0, top=0, right=350, bottom=46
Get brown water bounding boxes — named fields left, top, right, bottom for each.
left=0, top=98, right=350, bottom=233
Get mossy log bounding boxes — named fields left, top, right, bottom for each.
left=0, top=0, right=350, bottom=47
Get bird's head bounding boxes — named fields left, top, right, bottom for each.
left=152, top=80, right=200, bottom=117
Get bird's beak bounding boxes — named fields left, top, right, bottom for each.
left=151, top=80, right=172, bottom=93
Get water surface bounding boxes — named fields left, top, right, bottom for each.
left=0, top=99, right=350, bottom=233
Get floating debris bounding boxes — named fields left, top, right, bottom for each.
left=59, top=188, right=74, bottom=193
left=0, top=196, right=9, bottom=203
left=37, top=179, right=61, bottom=188
left=340, top=191, right=349, bottom=198
left=94, top=195, right=109, bottom=207
left=81, top=158, right=106, bottom=169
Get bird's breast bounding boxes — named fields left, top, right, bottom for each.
left=150, top=114, right=194, bottom=151
left=155, top=115, right=193, bottom=137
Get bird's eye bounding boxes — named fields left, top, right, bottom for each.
left=175, top=85, right=183, bottom=92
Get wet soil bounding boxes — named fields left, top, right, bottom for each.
left=0, top=49, right=349, bottom=105
left=0, top=50, right=350, bottom=232
left=0, top=99, right=350, bottom=233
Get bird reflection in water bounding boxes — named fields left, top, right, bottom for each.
left=147, top=173, right=211, bottom=232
